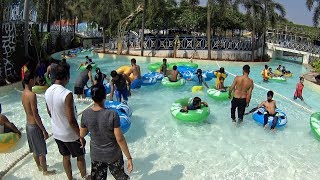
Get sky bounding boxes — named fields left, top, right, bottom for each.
left=198, top=0, right=314, bottom=26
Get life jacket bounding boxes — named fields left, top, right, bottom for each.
left=261, top=69, right=269, bottom=81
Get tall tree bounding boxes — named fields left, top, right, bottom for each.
left=23, top=0, right=31, bottom=57
left=306, top=0, right=320, bottom=26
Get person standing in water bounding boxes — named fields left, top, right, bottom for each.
left=21, top=70, right=56, bottom=175
left=80, top=84, right=133, bottom=179
left=294, top=77, right=304, bottom=101
left=160, top=58, right=168, bottom=76
left=128, top=58, right=142, bottom=89
left=229, top=65, right=254, bottom=123
left=110, top=70, right=131, bottom=102
left=214, top=67, right=227, bottom=89
left=45, top=64, right=88, bottom=180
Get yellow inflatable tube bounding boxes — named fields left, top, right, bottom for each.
left=32, top=85, right=49, bottom=94
left=192, top=86, right=203, bottom=92
left=0, top=132, right=20, bottom=152
left=116, top=66, right=134, bottom=81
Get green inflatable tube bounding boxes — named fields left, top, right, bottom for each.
left=147, top=62, right=162, bottom=72
left=269, top=76, right=286, bottom=82
left=207, top=87, right=229, bottom=100
left=79, top=63, right=97, bottom=71
left=168, top=62, right=198, bottom=69
left=161, top=77, right=186, bottom=87
left=170, top=98, right=210, bottom=123
left=45, top=73, right=51, bottom=86
left=310, top=112, right=320, bottom=140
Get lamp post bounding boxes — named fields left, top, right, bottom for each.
left=100, top=27, right=105, bottom=53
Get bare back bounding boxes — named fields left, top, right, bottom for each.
left=131, top=65, right=141, bottom=79
left=21, top=89, right=37, bottom=124
left=170, top=70, right=179, bottom=82
left=232, top=75, right=253, bottom=99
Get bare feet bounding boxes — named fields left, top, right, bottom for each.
left=43, top=169, right=56, bottom=175
left=264, top=124, right=269, bottom=129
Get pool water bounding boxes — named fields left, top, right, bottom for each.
left=1, top=52, right=320, bottom=179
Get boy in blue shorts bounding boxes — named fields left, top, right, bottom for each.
left=110, top=70, right=131, bottom=102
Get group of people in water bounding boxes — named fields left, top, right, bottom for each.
left=0, top=56, right=312, bottom=179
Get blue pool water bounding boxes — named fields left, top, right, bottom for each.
left=1, top=52, right=320, bottom=179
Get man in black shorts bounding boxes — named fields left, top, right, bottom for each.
left=74, top=65, right=93, bottom=98
left=45, top=64, right=89, bottom=179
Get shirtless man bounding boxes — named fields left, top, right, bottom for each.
left=0, top=113, right=21, bottom=136
left=128, top=58, right=141, bottom=80
left=160, top=58, right=168, bottom=76
left=110, top=70, right=132, bottom=102
left=258, top=91, right=278, bottom=131
left=228, top=65, right=254, bottom=123
left=21, top=70, right=55, bottom=175
left=169, top=65, right=182, bottom=82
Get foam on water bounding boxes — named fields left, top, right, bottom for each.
left=1, top=53, right=320, bottom=179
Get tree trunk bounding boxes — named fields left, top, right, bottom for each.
left=140, top=0, right=147, bottom=56
left=251, top=29, right=255, bottom=61
left=73, top=17, right=76, bottom=39
left=0, top=1, right=4, bottom=79
left=103, top=29, right=106, bottom=53
left=23, top=0, right=30, bottom=57
left=46, top=0, right=51, bottom=32
left=207, top=1, right=211, bottom=60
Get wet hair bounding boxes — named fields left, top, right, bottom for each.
left=300, top=76, right=304, bottom=81
left=316, top=74, right=320, bottom=79
left=85, top=56, right=89, bottom=59
left=220, top=67, right=225, bottom=73
left=23, top=70, right=35, bottom=84
left=91, top=84, right=106, bottom=102
left=192, top=97, right=201, bottom=106
left=173, top=65, right=177, bottom=70
left=96, top=67, right=101, bottom=73
left=267, top=90, right=274, bottom=97
left=243, top=65, right=250, bottom=73
left=265, top=65, right=268, bottom=69
left=86, top=64, right=92, bottom=70
left=197, top=69, right=202, bottom=74
left=219, top=76, right=225, bottom=81
left=55, top=64, right=70, bottom=81
left=163, top=58, right=167, bottom=62
left=111, top=70, right=118, bottom=77
left=278, top=65, right=281, bottom=67
left=61, top=58, right=66, bottom=63
left=131, top=58, right=136, bottom=64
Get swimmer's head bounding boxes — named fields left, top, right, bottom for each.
left=96, top=67, right=101, bottom=74
left=265, top=65, right=268, bottom=69
left=111, top=70, right=119, bottom=81
left=192, top=97, right=201, bottom=107
left=86, top=64, right=92, bottom=71
left=300, top=76, right=304, bottom=83
left=267, top=90, right=274, bottom=102
left=23, top=70, right=35, bottom=86
left=243, top=65, right=250, bottom=74
left=163, top=58, right=167, bottom=63
left=173, top=65, right=177, bottom=70
left=91, top=84, right=106, bottom=102
left=197, top=69, right=202, bottom=75
left=220, top=67, right=225, bottom=73
left=131, top=58, right=136, bottom=65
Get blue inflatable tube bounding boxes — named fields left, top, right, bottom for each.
left=84, top=83, right=111, bottom=97
left=104, top=101, right=132, bottom=117
left=131, top=79, right=143, bottom=89
left=252, top=107, right=287, bottom=127
left=177, top=66, right=196, bottom=73
left=141, top=77, right=157, bottom=86
left=143, top=72, right=164, bottom=81
left=181, top=71, right=195, bottom=80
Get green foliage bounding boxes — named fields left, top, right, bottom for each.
left=31, top=26, right=51, bottom=61
left=312, top=60, right=320, bottom=73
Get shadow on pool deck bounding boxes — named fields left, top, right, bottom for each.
left=133, top=153, right=185, bottom=180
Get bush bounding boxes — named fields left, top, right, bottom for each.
left=312, top=60, right=320, bottom=73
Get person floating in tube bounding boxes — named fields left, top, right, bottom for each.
left=180, top=97, right=208, bottom=113
left=257, top=91, right=279, bottom=132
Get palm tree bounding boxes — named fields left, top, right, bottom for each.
left=306, top=0, right=320, bottom=26
left=141, top=0, right=147, bottom=56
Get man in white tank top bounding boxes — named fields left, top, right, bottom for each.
left=45, top=64, right=89, bottom=179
